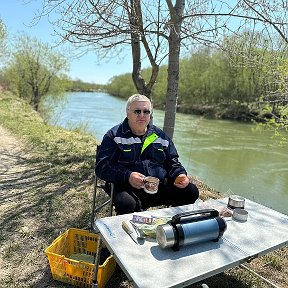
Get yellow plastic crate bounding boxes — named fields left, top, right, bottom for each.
left=45, top=228, right=116, bottom=288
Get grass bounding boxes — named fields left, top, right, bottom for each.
left=0, top=90, right=287, bottom=288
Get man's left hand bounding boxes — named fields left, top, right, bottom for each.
left=174, top=174, right=189, bottom=188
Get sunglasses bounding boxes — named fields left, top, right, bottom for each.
left=133, top=109, right=151, bottom=115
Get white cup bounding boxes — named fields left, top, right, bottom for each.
left=142, top=176, right=160, bottom=194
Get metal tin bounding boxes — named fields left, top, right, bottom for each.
left=232, top=208, right=248, bottom=222
left=228, top=195, right=245, bottom=209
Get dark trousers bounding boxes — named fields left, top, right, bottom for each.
left=109, top=180, right=199, bottom=215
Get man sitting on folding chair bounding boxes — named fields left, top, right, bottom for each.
left=95, top=94, right=199, bottom=215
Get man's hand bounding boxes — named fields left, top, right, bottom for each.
left=174, top=174, right=189, bottom=188
left=129, top=172, right=145, bottom=189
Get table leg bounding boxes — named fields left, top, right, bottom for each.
left=92, top=236, right=102, bottom=288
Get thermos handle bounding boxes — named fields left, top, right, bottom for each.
left=171, top=209, right=219, bottom=224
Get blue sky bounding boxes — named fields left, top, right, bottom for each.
left=0, top=0, right=133, bottom=84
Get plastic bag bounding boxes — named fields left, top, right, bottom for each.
left=138, top=217, right=171, bottom=238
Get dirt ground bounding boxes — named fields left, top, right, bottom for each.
left=0, top=125, right=131, bottom=288
left=0, top=126, right=56, bottom=287
left=0, top=127, right=32, bottom=281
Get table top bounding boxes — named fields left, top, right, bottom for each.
left=95, top=198, right=288, bottom=288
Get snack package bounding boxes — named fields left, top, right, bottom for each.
left=138, top=216, right=171, bottom=238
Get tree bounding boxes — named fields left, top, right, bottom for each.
left=222, top=31, right=287, bottom=142
left=106, top=73, right=137, bottom=97
left=0, top=18, right=7, bottom=56
left=0, top=18, right=9, bottom=90
left=40, top=0, right=288, bottom=138
left=5, top=35, right=68, bottom=111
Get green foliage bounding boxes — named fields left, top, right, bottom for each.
left=106, top=73, right=137, bottom=99
left=68, top=79, right=105, bottom=91
left=256, top=104, right=288, bottom=146
left=147, top=65, right=167, bottom=106
left=105, top=67, right=168, bottom=106
left=0, top=18, right=7, bottom=58
left=3, top=34, right=69, bottom=111
left=0, top=18, right=5, bottom=38
left=107, top=33, right=287, bottom=130
left=0, top=90, right=97, bottom=179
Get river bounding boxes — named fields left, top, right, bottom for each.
left=49, top=92, right=288, bottom=214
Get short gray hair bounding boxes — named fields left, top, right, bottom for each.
left=126, top=94, right=152, bottom=113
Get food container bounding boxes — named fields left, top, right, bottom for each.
left=228, top=195, right=245, bottom=209
left=232, top=208, right=248, bottom=222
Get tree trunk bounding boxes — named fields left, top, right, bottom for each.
left=129, top=0, right=160, bottom=100
left=163, top=0, right=185, bottom=139
left=31, top=87, right=41, bottom=111
left=129, top=0, right=151, bottom=98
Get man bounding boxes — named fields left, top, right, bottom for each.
left=96, top=94, right=199, bottom=215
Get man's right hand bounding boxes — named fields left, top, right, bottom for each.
left=129, top=172, right=145, bottom=189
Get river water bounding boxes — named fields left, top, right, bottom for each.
left=49, top=92, right=288, bottom=214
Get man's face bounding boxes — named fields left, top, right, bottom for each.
left=127, top=101, right=152, bottom=135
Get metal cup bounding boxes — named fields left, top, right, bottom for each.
left=142, top=176, right=159, bottom=194
left=232, top=208, right=248, bottom=222
left=228, top=195, right=245, bottom=209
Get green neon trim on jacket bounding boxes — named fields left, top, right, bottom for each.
left=141, top=133, right=159, bottom=154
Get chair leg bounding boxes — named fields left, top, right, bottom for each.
left=109, top=183, right=114, bottom=216
left=90, top=174, right=98, bottom=231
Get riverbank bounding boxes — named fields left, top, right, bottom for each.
left=177, top=103, right=263, bottom=122
left=0, top=91, right=287, bottom=288
left=108, top=92, right=276, bottom=123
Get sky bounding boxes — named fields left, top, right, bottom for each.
left=0, top=0, right=134, bottom=84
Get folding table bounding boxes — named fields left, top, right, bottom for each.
left=95, top=198, right=288, bottom=288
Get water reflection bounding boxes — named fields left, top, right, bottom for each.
left=173, top=114, right=288, bottom=214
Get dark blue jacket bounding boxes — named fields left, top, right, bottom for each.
left=95, top=118, right=187, bottom=184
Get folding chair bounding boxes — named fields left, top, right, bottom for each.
left=88, top=144, right=117, bottom=288
left=90, top=144, right=114, bottom=231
